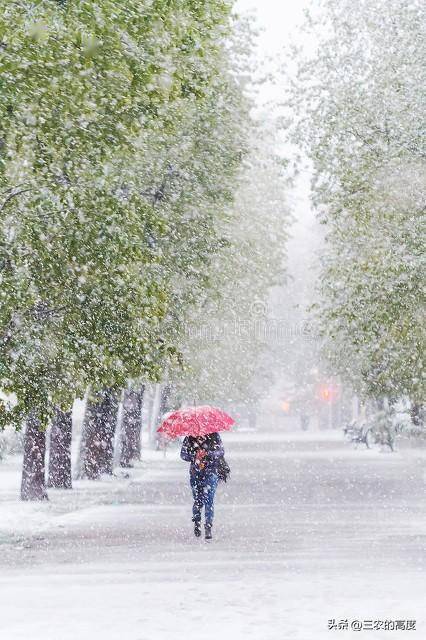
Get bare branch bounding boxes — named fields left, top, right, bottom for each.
left=0, top=188, right=33, bottom=213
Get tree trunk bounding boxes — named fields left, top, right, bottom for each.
left=410, top=403, right=424, bottom=428
left=120, top=385, right=145, bottom=468
left=21, top=413, right=48, bottom=501
left=98, top=389, right=119, bottom=475
left=48, top=408, right=72, bottom=489
left=159, top=384, right=172, bottom=421
left=79, top=389, right=119, bottom=479
left=155, top=384, right=174, bottom=450
left=149, top=384, right=162, bottom=447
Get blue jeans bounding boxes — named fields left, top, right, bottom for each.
left=190, top=471, right=219, bottom=526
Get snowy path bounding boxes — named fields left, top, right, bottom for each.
left=0, top=431, right=425, bottom=640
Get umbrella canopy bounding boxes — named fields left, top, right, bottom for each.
left=157, top=405, right=234, bottom=439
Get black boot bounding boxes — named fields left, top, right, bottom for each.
left=193, top=519, right=201, bottom=537
left=205, top=523, right=212, bottom=540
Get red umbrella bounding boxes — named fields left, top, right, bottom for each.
left=157, top=405, right=234, bottom=439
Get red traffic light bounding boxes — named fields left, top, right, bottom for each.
left=317, top=384, right=339, bottom=403
left=321, top=387, right=331, bottom=401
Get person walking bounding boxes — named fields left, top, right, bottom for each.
left=180, top=432, right=224, bottom=540
left=157, top=405, right=233, bottom=539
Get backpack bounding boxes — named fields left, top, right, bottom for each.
left=217, top=456, right=231, bottom=482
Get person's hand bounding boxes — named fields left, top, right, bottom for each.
left=195, top=449, right=207, bottom=469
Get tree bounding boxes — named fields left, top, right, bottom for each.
left=173, top=123, right=291, bottom=408
left=119, top=384, right=144, bottom=468
left=78, top=388, right=119, bottom=480
left=21, top=413, right=48, bottom=501
left=0, top=1, right=250, bottom=496
left=0, top=0, right=238, bottom=426
left=48, top=408, right=72, bottom=489
left=287, top=0, right=425, bottom=406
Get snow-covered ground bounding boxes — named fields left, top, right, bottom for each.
left=0, top=430, right=425, bottom=640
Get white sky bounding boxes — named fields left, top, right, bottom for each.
left=235, top=0, right=310, bottom=56
left=235, top=0, right=320, bottom=303
left=234, top=0, right=312, bottom=113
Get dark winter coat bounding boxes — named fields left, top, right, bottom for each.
left=180, top=433, right=225, bottom=477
